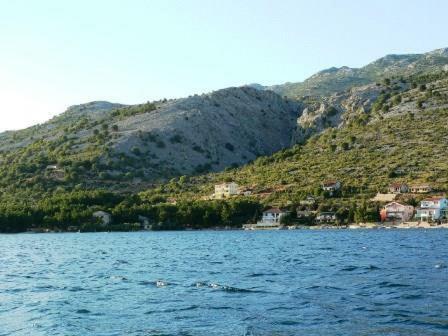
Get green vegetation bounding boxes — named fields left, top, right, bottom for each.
left=142, top=107, right=448, bottom=226
left=1, top=50, right=448, bottom=233
left=0, top=189, right=261, bottom=233
left=111, top=102, right=157, bottom=119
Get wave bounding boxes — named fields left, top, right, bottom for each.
left=378, top=281, right=411, bottom=288
left=247, top=272, right=279, bottom=278
left=195, top=282, right=262, bottom=293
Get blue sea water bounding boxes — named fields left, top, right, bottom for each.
left=0, top=229, right=447, bottom=336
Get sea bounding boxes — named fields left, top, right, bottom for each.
left=0, top=229, right=447, bottom=336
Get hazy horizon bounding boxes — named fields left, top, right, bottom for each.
left=1, top=0, right=448, bottom=132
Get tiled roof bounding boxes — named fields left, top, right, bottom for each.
left=422, top=197, right=445, bottom=201
left=389, top=183, right=407, bottom=188
left=322, top=180, right=338, bottom=186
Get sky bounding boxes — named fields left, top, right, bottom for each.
left=0, top=0, right=447, bottom=131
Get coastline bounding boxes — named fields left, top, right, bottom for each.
left=14, top=221, right=448, bottom=234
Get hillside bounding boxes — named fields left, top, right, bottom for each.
left=2, top=47, right=448, bottom=232
left=152, top=70, right=448, bottom=207
left=0, top=87, right=299, bottom=194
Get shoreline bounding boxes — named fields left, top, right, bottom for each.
left=9, top=222, right=448, bottom=234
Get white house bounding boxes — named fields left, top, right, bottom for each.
left=214, top=182, right=239, bottom=199
left=415, top=197, right=448, bottom=221
left=243, top=208, right=290, bottom=230
left=315, top=212, right=337, bottom=224
left=321, top=180, right=341, bottom=193
left=256, top=208, right=289, bottom=228
left=409, top=184, right=432, bottom=194
left=93, top=211, right=112, bottom=227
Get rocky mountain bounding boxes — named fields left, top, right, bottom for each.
left=260, top=47, right=448, bottom=99
left=0, top=87, right=299, bottom=193
left=1, top=46, right=448, bottom=197
left=157, top=71, right=448, bottom=207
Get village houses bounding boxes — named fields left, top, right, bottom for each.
left=213, top=182, right=239, bottom=199
left=415, top=197, right=448, bottom=221
left=259, top=208, right=289, bottom=225
left=315, top=212, right=337, bottom=224
left=321, top=180, right=341, bottom=195
left=244, top=208, right=290, bottom=230
left=380, top=202, right=415, bottom=222
left=389, top=183, right=409, bottom=194
left=409, top=184, right=432, bottom=194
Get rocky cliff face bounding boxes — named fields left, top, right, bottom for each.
left=105, top=87, right=300, bottom=179
left=2, top=46, right=448, bottom=193
left=0, top=87, right=300, bottom=190
left=292, top=69, right=448, bottom=143
left=292, top=83, right=385, bottom=142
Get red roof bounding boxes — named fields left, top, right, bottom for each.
left=322, top=180, right=339, bottom=187
left=422, top=197, right=444, bottom=201
left=390, top=183, right=407, bottom=188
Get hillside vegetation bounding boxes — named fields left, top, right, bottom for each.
left=145, top=70, right=448, bottom=218
left=0, top=88, right=299, bottom=195
left=1, top=47, right=448, bottom=232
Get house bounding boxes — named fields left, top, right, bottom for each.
left=299, top=196, right=316, bottom=206
left=93, top=211, right=112, bottom=227
left=415, top=197, right=448, bottom=221
left=389, top=183, right=409, bottom=194
left=250, top=208, right=290, bottom=229
left=243, top=208, right=290, bottom=230
left=315, top=212, right=337, bottom=224
left=214, top=182, right=239, bottom=199
left=45, top=164, right=65, bottom=180
left=260, top=208, right=289, bottom=224
left=321, top=180, right=341, bottom=194
left=380, top=202, right=414, bottom=222
left=409, top=184, right=432, bottom=193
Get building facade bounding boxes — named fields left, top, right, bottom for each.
left=380, top=202, right=414, bottom=222
left=321, top=180, right=341, bottom=195
left=388, top=183, right=409, bottom=194
left=214, top=182, right=239, bottom=199
left=409, top=184, right=432, bottom=193
left=315, top=212, right=337, bottom=224
left=415, top=197, right=447, bottom=221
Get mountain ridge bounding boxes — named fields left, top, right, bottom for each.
left=0, top=46, right=447, bottom=196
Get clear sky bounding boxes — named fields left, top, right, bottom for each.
left=1, top=0, right=447, bottom=131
